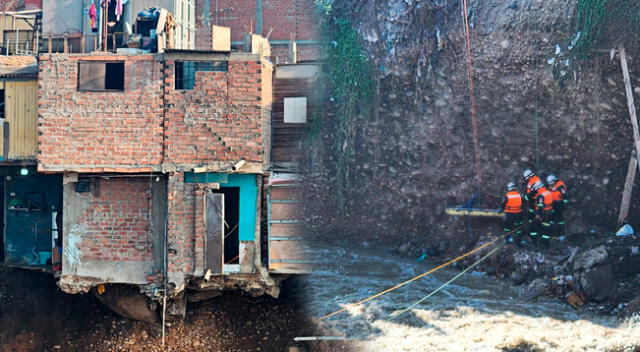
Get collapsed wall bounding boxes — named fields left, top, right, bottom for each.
left=307, top=0, right=640, bottom=246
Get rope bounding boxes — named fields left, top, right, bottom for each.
left=388, top=243, right=503, bottom=320
left=461, top=0, right=482, bottom=185
left=318, top=224, right=525, bottom=321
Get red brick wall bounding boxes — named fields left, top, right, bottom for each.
left=163, top=59, right=266, bottom=168
left=38, top=55, right=164, bottom=173
left=75, top=178, right=153, bottom=263
left=167, top=172, right=197, bottom=281
left=262, top=0, right=317, bottom=42
left=194, top=0, right=320, bottom=62
left=24, top=0, right=42, bottom=10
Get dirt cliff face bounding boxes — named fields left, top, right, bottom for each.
left=306, top=0, right=640, bottom=245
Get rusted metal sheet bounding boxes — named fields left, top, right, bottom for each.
left=205, top=192, right=224, bottom=274
left=268, top=181, right=310, bottom=273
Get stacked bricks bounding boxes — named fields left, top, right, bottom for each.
left=37, top=55, right=164, bottom=173
left=166, top=172, right=197, bottom=282
left=163, top=59, right=265, bottom=168
left=76, top=178, right=154, bottom=263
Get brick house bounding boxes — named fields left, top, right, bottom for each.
left=35, top=45, right=303, bottom=314
left=0, top=1, right=318, bottom=318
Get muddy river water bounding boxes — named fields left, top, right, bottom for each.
left=301, top=241, right=640, bottom=352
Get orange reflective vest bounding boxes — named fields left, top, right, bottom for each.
left=526, top=175, right=541, bottom=194
left=535, top=187, right=553, bottom=211
left=504, top=191, right=523, bottom=213
left=550, top=180, right=566, bottom=202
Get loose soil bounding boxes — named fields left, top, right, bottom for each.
left=0, top=269, right=326, bottom=352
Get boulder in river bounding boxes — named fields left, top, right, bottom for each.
left=573, top=245, right=608, bottom=271
left=579, top=264, right=614, bottom=303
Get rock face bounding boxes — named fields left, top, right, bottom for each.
left=307, top=0, right=640, bottom=245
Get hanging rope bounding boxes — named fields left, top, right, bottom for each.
left=388, top=243, right=503, bottom=320
left=461, top=0, right=482, bottom=185
left=318, top=224, right=524, bottom=321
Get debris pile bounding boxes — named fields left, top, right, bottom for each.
left=475, top=227, right=640, bottom=317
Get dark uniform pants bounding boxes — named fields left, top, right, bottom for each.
left=529, top=212, right=551, bottom=249
left=550, top=201, right=565, bottom=237
left=504, top=212, right=524, bottom=244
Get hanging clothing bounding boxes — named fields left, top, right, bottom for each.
left=116, top=0, right=123, bottom=21
left=89, top=3, right=97, bottom=28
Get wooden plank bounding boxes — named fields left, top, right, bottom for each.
left=205, top=192, right=224, bottom=274
left=269, top=240, right=308, bottom=260
left=269, top=223, right=303, bottom=237
left=618, top=151, right=637, bottom=225
left=619, top=45, right=640, bottom=175
left=78, top=62, right=106, bottom=90
left=270, top=202, right=302, bottom=220
left=269, top=187, right=301, bottom=200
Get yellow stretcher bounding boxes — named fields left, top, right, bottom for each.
left=445, top=207, right=503, bottom=218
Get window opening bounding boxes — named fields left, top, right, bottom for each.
left=283, top=97, right=308, bottom=123
left=78, top=62, right=125, bottom=91
left=175, top=61, right=228, bottom=90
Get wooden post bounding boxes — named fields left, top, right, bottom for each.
left=63, top=36, right=68, bottom=53
left=618, top=151, right=637, bottom=226
left=47, top=35, right=52, bottom=54
left=619, top=45, right=640, bottom=173
left=81, top=35, right=86, bottom=53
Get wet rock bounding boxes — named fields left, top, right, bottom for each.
left=438, top=240, right=450, bottom=254
left=485, top=266, right=497, bottom=276
left=523, top=278, right=549, bottom=300
left=573, top=246, right=608, bottom=271
left=580, top=264, right=614, bottom=303
left=510, top=272, right=526, bottom=286
left=622, top=296, right=640, bottom=317
left=397, top=242, right=412, bottom=256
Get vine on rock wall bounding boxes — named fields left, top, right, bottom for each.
left=315, top=1, right=374, bottom=212
left=572, top=0, right=640, bottom=59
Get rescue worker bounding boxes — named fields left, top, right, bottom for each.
left=499, top=182, right=525, bottom=246
left=522, top=169, right=541, bottom=220
left=531, top=181, right=553, bottom=249
left=546, top=174, right=568, bottom=237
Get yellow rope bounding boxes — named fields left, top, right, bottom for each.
left=318, top=224, right=524, bottom=321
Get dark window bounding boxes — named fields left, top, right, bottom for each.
left=175, top=61, right=228, bottom=90
left=78, top=61, right=125, bottom=91
left=0, top=89, right=4, bottom=119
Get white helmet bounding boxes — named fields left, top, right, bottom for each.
left=506, top=182, right=517, bottom=191
left=532, top=181, right=544, bottom=191
left=546, top=174, right=557, bottom=185
left=523, top=169, right=534, bottom=180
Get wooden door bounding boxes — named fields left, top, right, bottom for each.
left=267, top=182, right=310, bottom=273
left=205, top=191, right=224, bottom=274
